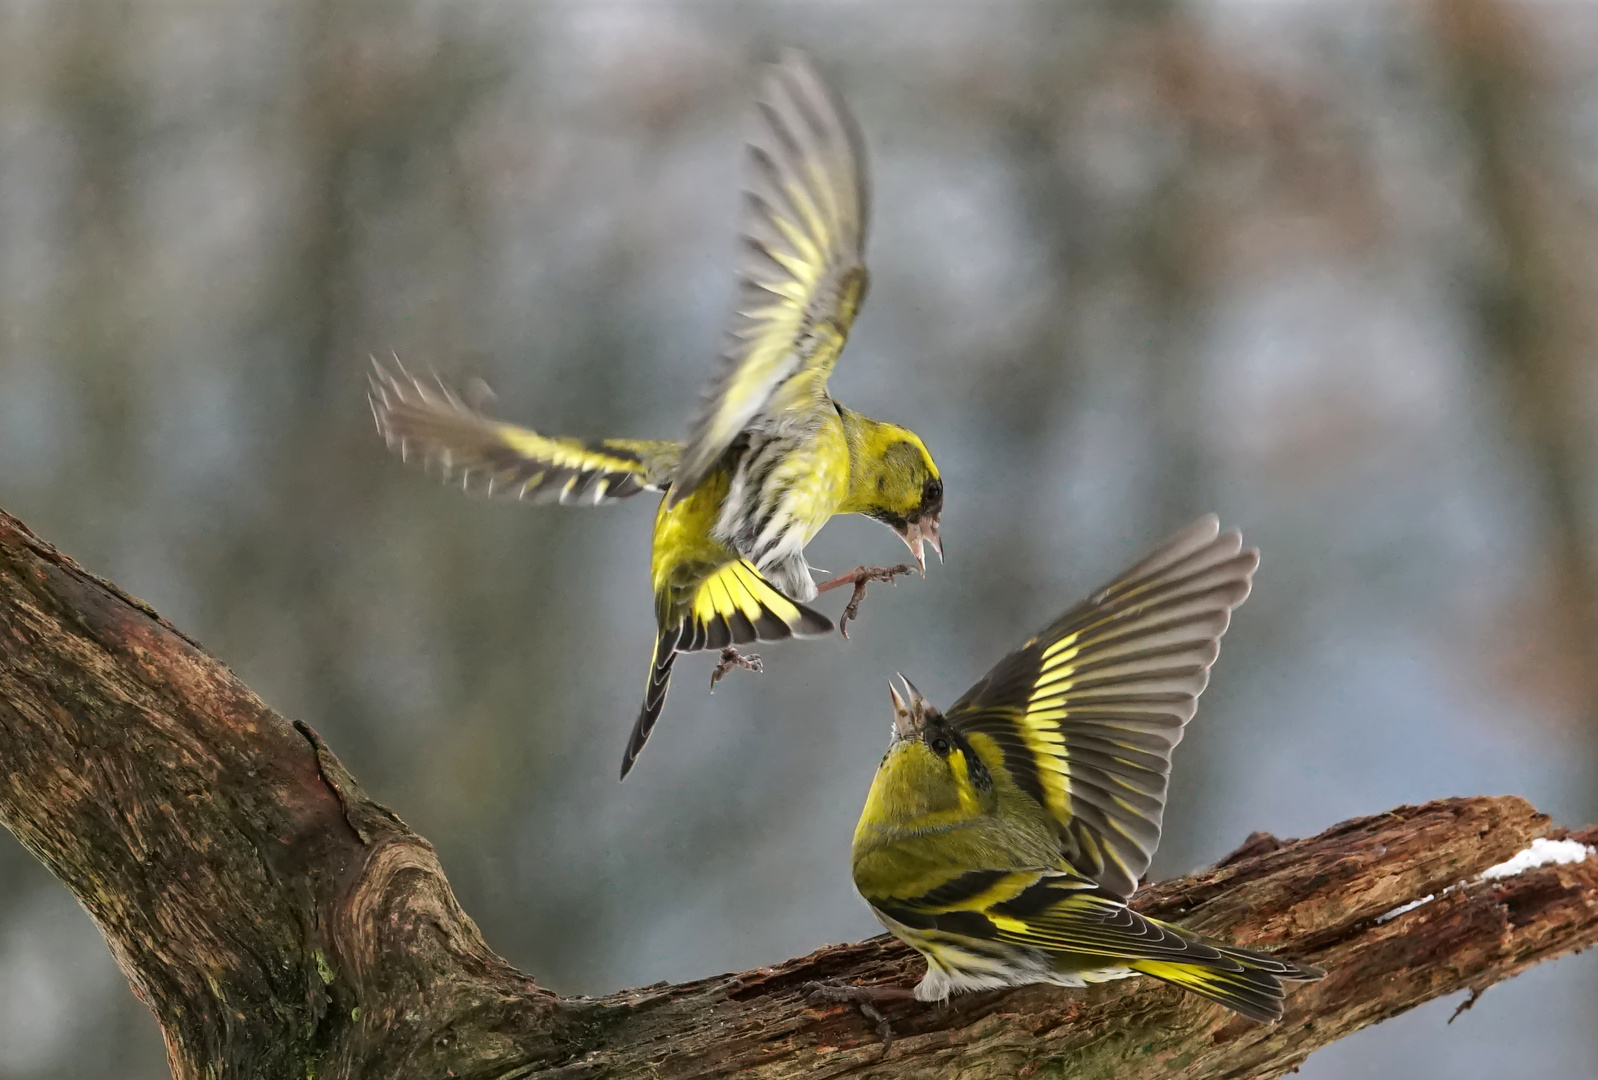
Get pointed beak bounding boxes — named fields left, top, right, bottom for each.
left=895, top=518, right=941, bottom=575
left=889, top=674, right=918, bottom=739
left=923, top=515, right=943, bottom=564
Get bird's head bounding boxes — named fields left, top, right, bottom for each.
left=855, top=676, right=994, bottom=848
left=852, top=424, right=943, bottom=572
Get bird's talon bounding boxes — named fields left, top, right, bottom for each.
left=709, top=647, right=762, bottom=690
left=801, top=981, right=911, bottom=1047
left=818, top=563, right=917, bottom=639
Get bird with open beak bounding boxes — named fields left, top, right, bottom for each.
left=811, top=517, right=1321, bottom=1043
left=888, top=674, right=935, bottom=739
left=816, top=471, right=944, bottom=638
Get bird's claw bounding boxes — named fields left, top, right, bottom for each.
left=802, top=980, right=913, bottom=1047
left=709, top=646, right=762, bottom=691
left=816, top=564, right=917, bottom=639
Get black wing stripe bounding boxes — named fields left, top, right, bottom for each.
left=752, top=609, right=794, bottom=639
left=905, top=869, right=1012, bottom=910
left=724, top=608, right=758, bottom=646
left=703, top=616, right=732, bottom=653
left=875, top=903, right=999, bottom=940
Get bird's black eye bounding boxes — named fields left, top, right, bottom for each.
left=924, top=478, right=943, bottom=504
left=930, top=737, right=951, bottom=756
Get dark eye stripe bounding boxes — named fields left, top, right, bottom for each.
left=961, top=715, right=1042, bottom=803
left=932, top=723, right=994, bottom=792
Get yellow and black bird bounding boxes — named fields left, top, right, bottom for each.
left=369, top=51, right=943, bottom=778
left=837, top=517, right=1321, bottom=1022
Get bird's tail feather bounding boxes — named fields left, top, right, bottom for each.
left=1131, top=942, right=1322, bottom=1023
left=620, top=629, right=679, bottom=780
left=621, top=562, right=830, bottom=779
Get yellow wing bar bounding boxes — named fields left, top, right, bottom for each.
left=672, top=559, right=832, bottom=653
left=370, top=359, right=679, bottom=505
left=948, top=517, right=1258, bottom=899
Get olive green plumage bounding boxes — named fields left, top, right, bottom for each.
left=850, top=517, right=1323, bottom=1019
left=369, top=51, right=942, bottom=778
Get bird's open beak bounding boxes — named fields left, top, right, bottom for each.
left=889, top=679, right=913, bottom=739
left=894, top=515, right=943, bottom=575
left=889, top=673, right=924, bottom=740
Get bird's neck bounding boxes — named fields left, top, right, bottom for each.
left=833, top=406, right=891, bottom=516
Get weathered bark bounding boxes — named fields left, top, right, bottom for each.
left=0, top=503, right=1594, bottom=1080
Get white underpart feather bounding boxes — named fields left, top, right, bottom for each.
left=875, top=909, right=1138, bottom=1003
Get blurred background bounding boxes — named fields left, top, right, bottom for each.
left=2, top=0, right=1597, bottom=1076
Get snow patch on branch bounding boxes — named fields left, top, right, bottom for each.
left=1375, top=894, right=1436, bottom=924
left=1479, top=837, right=1595, bottom=881
left=1374, top=837, right=1594, bottom=925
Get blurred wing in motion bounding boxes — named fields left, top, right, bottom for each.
left=948, top=517, right=1259, bottom=898
left=670, top=50, right=871, bottom=502
left=370, top=359, right=679, bottom=505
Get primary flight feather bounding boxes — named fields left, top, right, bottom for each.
left=370, top=51, right=943, bottom=778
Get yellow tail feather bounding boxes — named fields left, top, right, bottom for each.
left=1131, top=947, right=1317, bottom=1024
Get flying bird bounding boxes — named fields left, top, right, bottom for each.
left=370, top=51, right=942, bottom=778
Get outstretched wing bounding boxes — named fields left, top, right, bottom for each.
left=370, top=360, right=679, bottom=505
left=670, top=50, right=871, bottom=502
left=948, top=517, right=1258, bottom=898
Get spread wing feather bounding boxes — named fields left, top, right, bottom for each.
left=671, top=558, right=833, bottom=654
left=370, top=360, right=678, bottom=505
left=671, top=50, right=870, bottom=501
left=950, top=516, right=1259, bottom=898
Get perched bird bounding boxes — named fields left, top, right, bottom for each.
left=369, top=51, right=943, bottom=779
left=830, top=517, right=1321, bottom=1027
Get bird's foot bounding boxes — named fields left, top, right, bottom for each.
left=814, top=564, right=917, bottom=639
left=709, top=646, right=763, bottom=691
left=802, top=981, right=917, bottom=1047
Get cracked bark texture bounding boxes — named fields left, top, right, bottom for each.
left=0, top=502, right=1595, bottom=1080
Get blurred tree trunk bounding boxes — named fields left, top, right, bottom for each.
left=1433, top=0, right=1598, bottom=804
left=1431, top=5, right=1598, bottom=1061
left=2, top=504, right=1597, bottom=1079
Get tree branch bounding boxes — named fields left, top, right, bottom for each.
left=0, top=503, right=1594, bottom=1080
